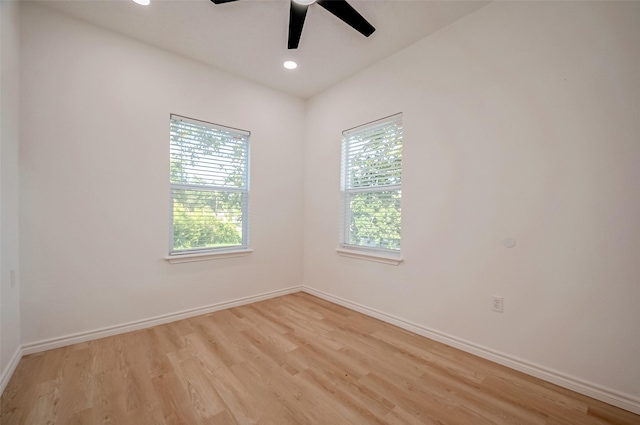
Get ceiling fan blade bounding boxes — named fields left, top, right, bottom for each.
left=210, top=0, right=239, bottom=4
left=317, top=0, right=375, bottom=37
left=288, top=1, right=310, bottom=49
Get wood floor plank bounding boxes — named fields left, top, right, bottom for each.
left=92, top=370, right=129, bottom=425
left=2, top=293, right=638, bottom=425
left=300, top=366, right=390, bottom=425
left=383, top=405, right=442, bottom=425
left=167, top=353, right=225, bottom=420
left=371, top=328, right=488, bottom=384
left=151, top=370, right=204, bottom=425
left=205, top=409, right=238, bottom=425
left=417, top=366, right=548, bottom=425
left=23, top=379, right=61, bottom=425
left=118, top=331, right=165, bottom=420
left=229, top=361, right=303, bottom=425
left=55, top=347, right=92, bottom=422
left=189, top=316, right=241, bottom=368
left=0, top=354, right=46, bottom=424
left=204, top=365, right=260, bottom=425
left=240, top=327, right=302, bottom=376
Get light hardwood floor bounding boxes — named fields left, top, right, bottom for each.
left=1, top=293, right=638, bottom=425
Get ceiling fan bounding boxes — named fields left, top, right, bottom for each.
left=210, top=0, right=376, bottom=49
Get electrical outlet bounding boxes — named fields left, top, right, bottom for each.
left=492, top=296, right=503, bottom=313
left=10, top=270, right=17, bottom=288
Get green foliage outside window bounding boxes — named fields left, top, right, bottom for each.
left=170, top=117, right=248, bottom=252
left=171, top=191, right=243, bottom=250
left=344, top=117, right=402, bottom=251
left=348, top=190, right=401, bottom=250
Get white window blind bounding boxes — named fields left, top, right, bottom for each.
left=169, top=114, right=250, bottom=255
left=341, top=113, right=403, bottom=252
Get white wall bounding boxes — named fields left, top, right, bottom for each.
left=0, top=0, right=22, bottom=381
left=19, top=3, right=305, bottom=344
left=304, top=0, right=640, bottom=407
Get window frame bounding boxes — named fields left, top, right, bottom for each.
left=168, top=114, right=250, bottom=258
left=339, top=113, right=403, bottom=263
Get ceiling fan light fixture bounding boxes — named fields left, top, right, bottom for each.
left=132, top=0, right=150, bottom=5
left=283, top=60, right=298, bottom=70
left=210, top=0, right=374, bottom=50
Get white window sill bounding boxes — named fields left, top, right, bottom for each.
left=165, top=249, right=253, bottom=264
left=336, top=248, right=403, bottom=266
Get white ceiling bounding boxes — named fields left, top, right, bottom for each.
left=38, top=0, right=490, bottom=98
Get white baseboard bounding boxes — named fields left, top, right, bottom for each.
left=0, top=346, right=23, bottom=396
left=21, top=286, right=302, bottom=356
left=302, top=286, right=640, bottom=415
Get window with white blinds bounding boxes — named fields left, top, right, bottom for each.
left=169, top=114, right=250, bottom=255
left=341, top=113, right=403, bottom=252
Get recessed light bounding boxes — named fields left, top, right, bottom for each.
left=283, top=61, right=298, bottom=70
left=133, top=0, right=150, bottom=5
left=293, top=0, right=316, bottom=5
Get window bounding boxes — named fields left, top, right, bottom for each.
left=341, top=113, right=403, bottom=255
left=169, top=114, right=249, bottom=256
